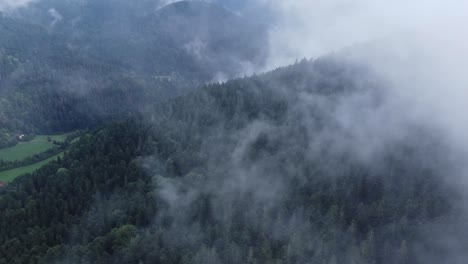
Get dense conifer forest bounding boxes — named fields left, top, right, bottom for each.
left=0, top=1, right=467, bottom=263
left=0, top=59, right=464, bottom=263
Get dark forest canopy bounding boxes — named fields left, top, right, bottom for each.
left=0, top=58, right=465, bottom=264
left=0, top=1, right=467, bottom=264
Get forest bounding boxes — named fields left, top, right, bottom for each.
left=0, top=59, right=464, bottom=263
left=0, top=0, right=265, bottom=147
left=0, top=0, right=467, bottom=264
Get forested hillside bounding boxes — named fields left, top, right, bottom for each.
left=0, top=120, right=156, bottom=263
left=0, top=58, right=463, bottom=264
left=18, top=0, right=267, bottom=79
left=0, top=1, right=466, bottom=263
left=0, top=0, right=265, bottom=148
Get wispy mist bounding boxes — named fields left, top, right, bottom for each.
left=261, top=0, right=467, bottom=65
left=0, top=0, right=36, bottom=12
left=2, top=0, right=466, bottom=263
left=258, top=0, right=468, bottom=176
left=142, top=1, right=468, bottom=263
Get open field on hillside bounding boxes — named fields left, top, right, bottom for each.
left=0, top=140, right=56, bottom=162
left=0, top=133, right=72, bottom=162
left=0, top=152, right=64, bottom=183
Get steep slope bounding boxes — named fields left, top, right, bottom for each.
left=19, top=0, right=267, bottom=80
left=145, top=1, right=267, bottom=79
left=0, top=15, right=117, bottom=147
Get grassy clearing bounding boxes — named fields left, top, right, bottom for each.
left=0, top=140, right=56, bottom=162
left=0, top=132, right=73, bottom=162
left=0, top=152, right=63, bottom=183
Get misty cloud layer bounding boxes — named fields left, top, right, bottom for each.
left=261, top=0, right=468, bottom=65
left=257, top=0, right=468, bottom=177
left=0, top=0, right=35, bottom=12
left=2, top=0, right=468, bottom=262
left=141, top=1, right=468, bottom=262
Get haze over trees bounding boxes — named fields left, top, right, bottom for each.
left=0, top=0, right=266, bottom=147
left=0, top=1, right=467, bottom=264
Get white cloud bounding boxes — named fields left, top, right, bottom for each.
left=48, top=7, right=63, bottom=28
left=262, top=0, right=468, bottom=67
left=257, top=0, right=468, bottom=182
left=0, top=0, right=36, bottom=12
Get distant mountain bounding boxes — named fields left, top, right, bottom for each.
left=18, top=0, right=268, bottom=80
left=0, top=0, right=267, bottom=147
left=150, top=1, right=267, bottom=79
left=0, top=14, right=133, bottom=147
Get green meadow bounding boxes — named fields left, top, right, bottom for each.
left=0, top=153, right=64, bottom=183
left=0, top=133, right=72, bottom=162
left=0, top=132, right=77, bottom=183
left=0, top=140, right=56, bottom=162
